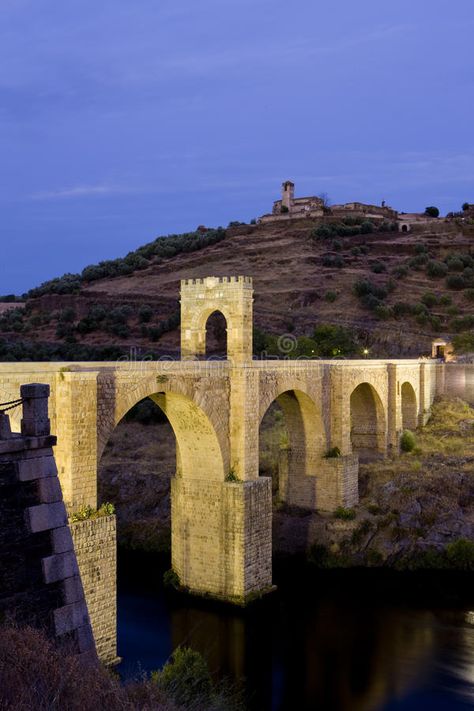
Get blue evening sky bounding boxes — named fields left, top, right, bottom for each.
left=1, top=0, right=473, bottom=294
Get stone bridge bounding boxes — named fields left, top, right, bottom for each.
left=0, top=275, right=448, bottom=661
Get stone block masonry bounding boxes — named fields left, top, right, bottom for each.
left=70, top=515, right=117, bottom=664
left=0, top=384, right=96, bottom=662
left=171, top=477, right=272, bottom=602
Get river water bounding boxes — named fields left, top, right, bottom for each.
left=118, top=554, right=474, bottom=710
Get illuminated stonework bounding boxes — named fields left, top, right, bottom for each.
left=0, top=275, right=454, bottom=660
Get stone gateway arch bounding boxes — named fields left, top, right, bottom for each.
left=0, top=275, right=444, bottom=662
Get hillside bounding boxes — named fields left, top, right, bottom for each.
left=1, top=216, right=474, bottom=359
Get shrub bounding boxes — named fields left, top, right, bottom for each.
left=313, top=225, right=332, bottom=239
left=408, top=254, right=428, bottom=270
left=400, top=430, right=416, bottom=452
left=163, top=568, right=181, bottom=590
left=371, top=261, right=386, bottom=273
left=351, top=519, right=374, bottom=545
left=225, top=469, right=239, bottom=482
left=332, top=239, right=343, bottom=251
left=70, top=502, right=115, bottom=523
left=308, top=544, right=351, bottom=569
left=450, top=315, right=474, bottom=332
left=351, top=246, right=361, bottom=256
left=353, top=279, right=387, bottom=301
left=415, top=312, right=428, bottom=325
left=392, top=265, right=408, bottom=278
left=424, top=206, right=440, bottom=218
left=55, top=322, right=75, bottom=339
left=367, top=503, right=381, bottom=515
left=322, top=254, right=344, bottom=268
left=334, top=506, right=356, bottom=520
left=138, top=304, right=153, bottom=323
left=462, top=202, right=470, bottom=211
left=152, top=647, right=213, bottom=707
left=452, top=332, right=474, bottom=353
left=440, top=294, right=452, bottom=305
left=445, top=539, right=474, bottom=571
left=324, top=446, right=341, bottom=458
left=446, top=274, right=465, bottom=290
left=446, top=257, right=465, bottom=272
left=58, top=307, right=76, bottom=323
left=421, top=292, right=438, bottom=307
left=360, top=220, right=374, bottom=234
left=108, top=322, right=130, bottom=338
left=324, top=290, right=338, bottom=302
left=463, top=267, right=474, bottom=286
left=393, top=301, right=413, bottom=317
left=414, top=242, right=427, bottom=254
left=374, top=304, right=392, bottom=320
left=426, top=260, right=448, bottom=278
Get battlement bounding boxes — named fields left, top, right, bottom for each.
left=181, top=275, right=253, bottom=288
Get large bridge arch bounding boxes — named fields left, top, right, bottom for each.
left=104, top=379, right=227, bottom=482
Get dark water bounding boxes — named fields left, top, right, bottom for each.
left=118, top=554, right=474, bottom=710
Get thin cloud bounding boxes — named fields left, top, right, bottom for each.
left=31, top=184, right=144, bottom=200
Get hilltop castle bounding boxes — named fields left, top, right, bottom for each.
left=259, top=180, right=398, bottom=224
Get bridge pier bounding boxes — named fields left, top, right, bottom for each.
left=278, top=449, right=359, bottom=511
left=171, top=477, right=272, bottom=603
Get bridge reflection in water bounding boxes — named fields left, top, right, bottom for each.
left=118, top=557, right=474, bottom=711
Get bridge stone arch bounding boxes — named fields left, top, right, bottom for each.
left=400, top=381, right=418, bottom=431
left=180, top=276, right=253, bottom=362
left=260, top=387, right=327, bottom=509
left=350, top=382, right=387, bottom=456
left=98, top=371, right=230, bottom=479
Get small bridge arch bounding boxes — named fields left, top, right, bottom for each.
left=400, top=381, right=418, bottom=431
left=350, top=381, right=387, bottom=457
left=259, top=382, right=328, bottom=509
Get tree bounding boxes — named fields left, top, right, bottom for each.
left=312, top=324, right=357, bottom=357
left=462, top=202, right=470, bottom=212
left=318, top=192, right=332, bottom=213
left=424, top=206, right=440, bottom=218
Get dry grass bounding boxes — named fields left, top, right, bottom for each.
left=361, top=396, right=474, bottom=485
left=0, top=626, right=242, bottom=711
left=0, top=625, right=178, bottom=711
